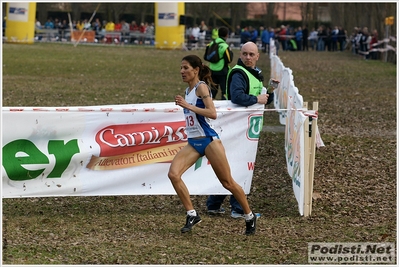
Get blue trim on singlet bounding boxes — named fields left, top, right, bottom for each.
left=194, top=97, right=218, bottom=137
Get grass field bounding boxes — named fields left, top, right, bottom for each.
left=2, top=42, right=397, bottom=265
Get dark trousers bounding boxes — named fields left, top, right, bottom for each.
left=211, top=73, right=227, bottom=100
left=262, top=42, right=270, bottom=53
left=303, top=39, right=309, bottom=51
left=206, top=195, right=244, bottom=214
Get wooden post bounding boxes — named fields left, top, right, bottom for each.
left=74, top=3, right=100, bottom=47
left=303, top=102, right=310, bottom=217
left=303, top=102, right=318, bottom=217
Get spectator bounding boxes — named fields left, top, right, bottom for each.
left=99, top=25, right=107, bottom=42
left=261, top=26, right=270, bottom=54
left=206, top=26, right=234, bottom=100
left=54, top=18, right=61, bottom=31
left=199, top=20, right=208, bottom=47
left=53, top=18, right=61, bottom=40
left=93, top=18, right=102, bottom=37
left=105, top=20, right=115, bottom=31
left=207, top=41, right=273, bottom=219
left=170, top=54, right=257, bottom=235
left=325, top=27, right=332, bottom=51
left=76, top=20, right=84, bottom=31
left=295, top=26, right=303, bottom=51
left=83, top=19, right=91, bottom=30
left=234, top=25, right=241, bottom=37
left=139, top=22, right=146, bottom=33
left=360, top=27, right=371, bottom=59
left=338, top=26, right=346, bottom=51
left=130, top=20, right=138, bottom=31
left=139, top=22, right=146, bottom=44
left=309, top=27, right=318, bottom=50
left=35, top=19, right=42, bottom=30
left=130, top=20, right=139, bottom=43
left=200, top=20, right=208, bottom=32
left=211, top=27, right=218, bottom=41
left=44, top=18, right=55, bottom=40
left=44, top=18, right=54, bottom=29
left=249, top=26, right=258, bottom=44
left=114, top=20, right=122, bottom=31
left=240, top=27, right=251, bottom=45
left=273, top=27, right=280, bottom=55
left=35, top=19, right=42, bottom=41
left=317, top=25, right=326, bottom=51
left=331, top=26, right=339, bottom=51
left=355, top=27, right=363, bottom=55
left=302, top=24, right=309, bottom=51
left=189, top=23, right=200, bottom=48
left=71, top=20, right=77, bottom=30
left=286, top=24, right=293, bottom=49
left=121, top=19, right=130, bottom=43
left=369, top=29, right=379, bottom=60
left=59, top=19, right=68, bottom=40
left=350, top=27, right=358, bottom=54
left=145, top=22, right=155, bottom=44
left=279, top=25, right=287, bottom=51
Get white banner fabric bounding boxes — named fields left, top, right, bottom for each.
left=285, top=105, right=307, bottom=216
left=2, top=101, right=264, bottom=198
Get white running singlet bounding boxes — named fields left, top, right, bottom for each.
left=184, top=81, right=218, bottom=139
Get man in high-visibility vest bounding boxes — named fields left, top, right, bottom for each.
left=211, top=27, right=218, bottom=40
left=207, top=41, right=274, bottom=219
left=207, top=26, right=234, bottom=100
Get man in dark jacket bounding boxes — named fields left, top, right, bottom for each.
left=207, top=41, right=274, bottom=219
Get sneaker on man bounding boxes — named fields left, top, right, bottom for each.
left=231, top=210, right=245, bottom=219
left=181, top=214, right=202, bottom=233
left=245, top=214, right=257, bottom=235
left=207, top=207, right=226, bottom=215
left=231, top=211, right=261, bottom=219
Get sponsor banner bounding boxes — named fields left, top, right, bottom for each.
left=272, top=55, right=303, bottom=125
left=7, top=2, right=29, bottom=22
left=2, top=101, right=264, bottom=198
left=285, top=100, right=307, bottom=216
left=157, top=2, right=178, bottom=27
left=308, top=242, right=395, bottom=264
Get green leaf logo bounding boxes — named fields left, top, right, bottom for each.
left=247, top=115, right=263, bottom=140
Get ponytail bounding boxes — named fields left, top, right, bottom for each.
left=182, top=55, right=217, bottom=89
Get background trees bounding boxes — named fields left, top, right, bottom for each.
left=3, top=2, right=396, bottom=38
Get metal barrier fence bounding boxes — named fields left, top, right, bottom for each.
left=34, top=29, right=155, bottom=45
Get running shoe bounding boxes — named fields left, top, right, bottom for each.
left=245, top=214, right=257, bottom=235
left=231, top=210, right=245, bottom=219
left=231, top=211, right=261, bottom=219
left=207, top=208, right=226, bottom=215
left=181, top=214, right=202, bottom=233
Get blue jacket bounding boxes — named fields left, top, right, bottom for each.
left=240, top=30, right=251, bottom=44
left=251, top=29, right=258, bottom=43
left=261, top=29, right=270, bottom=43
left=295, top=30, right=303, bottom=41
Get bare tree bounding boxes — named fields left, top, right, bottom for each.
left=265, top=3, right=277, bottom=27
left=230, top=3, right=247, bottom=30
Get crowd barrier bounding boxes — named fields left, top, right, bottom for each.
left=270, top=38, right=324, bottom=216
left=31, top=29, right=155, bottom=44
left=357, top=36, right=397, bottom=56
